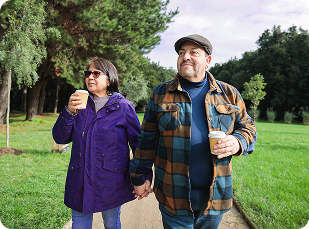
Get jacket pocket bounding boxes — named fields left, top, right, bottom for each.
left=65, top=158, right=82, bottom=197
left=102, top=160, right=128, bottom=172
left=100, top=150, right=129, bottom=173
left=157, top=103, right=180, bottom=131
left=214, top=104, right=239, bottom=134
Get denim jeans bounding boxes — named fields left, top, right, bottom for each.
left=159, top=188, right=223, bottom=229
left=71, top=206, right=121, bottom=229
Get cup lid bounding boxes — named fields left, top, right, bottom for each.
left=208, top=131, right=226, bottom=138
left=75, top=90, right=89, bottom=94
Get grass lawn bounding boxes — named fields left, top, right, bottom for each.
left=233, top=121, right=309, bottom=229
left=0, top=112, right=71, bottom=228
left=1, top=112, right=308, bottom=228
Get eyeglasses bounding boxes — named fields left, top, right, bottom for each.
left=84, top=71, right=106, bottom=79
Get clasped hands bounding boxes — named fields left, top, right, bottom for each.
left=133, top=180, right=152, bottom=200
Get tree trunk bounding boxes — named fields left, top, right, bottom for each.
left=25, top=78, right=50, bottom=121
left=21, top=84, right=27, bottom=112
left=0, top=70, right=10, bottom=126
left=53, top=77, right=60, bottom=113
left=6, top=69, right=12, bottom=148
left=25, top=84, right=40, bottom=121
left=38, top=81, right=48, bottom=115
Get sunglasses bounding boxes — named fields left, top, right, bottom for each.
left=84, top=71, right=106, bottom=79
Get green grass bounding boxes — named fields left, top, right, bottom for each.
left=1, top=113, right=308, bottom=228
left=136, top=112, right=144, bottom=123
left=0, top=113, right=71, bottom=229
left=233, top=121, right=309, bottom=229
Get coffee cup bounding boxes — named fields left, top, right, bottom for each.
left=208, top=131, right=226, bottom=155
left=75, top=90, right=89, bottom=109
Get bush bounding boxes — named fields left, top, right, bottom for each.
left=284, top=111, right=293, bottom=124
left=267, top=111, right=276, bottom=123
left=300, top=108, right=309, bottom=125
left=248, top=109, right=260, bottom=122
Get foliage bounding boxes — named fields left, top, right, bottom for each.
left=266, top=110, right=276, bottom=123
left=0, top=0, right=47, bottom=86
left=233, top=121, right=309, bottom=229
left=136, top=58, right=176, bottom=109
left=301, top=111, right=309, bottom=125
left=242, top=73, right=266, bottom=121
left=299, top=107, right=309, bottom=125
left=284, top=111, right=293, bottom=124
left=209, top=26, right=309, bottom=120
left=248, top=109, right=260, bottom=122
left=122, top=76, right=148, bottom=107
left=44, top=0, right=179, bottom=89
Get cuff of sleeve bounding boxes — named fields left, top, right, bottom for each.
left=131, top=171, right=153, bottom=186
left=131, top=175, right=146, bottom=186
left=233, top=133, right=246, bottom=156
left=145, top=172, right=153, bottom=185
left=65, top=105, right=79, bottom=116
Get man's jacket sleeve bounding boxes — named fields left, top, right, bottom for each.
left=129, top=94, right=158, bottom=186
left=231, top=88, right=257, bottom=156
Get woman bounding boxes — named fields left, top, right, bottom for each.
left=53, top=57, right=140, bottom=229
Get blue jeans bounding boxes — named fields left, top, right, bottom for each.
left=71, top=206, right=121, bottom=229
left=159, top=188, right=223, bottom=229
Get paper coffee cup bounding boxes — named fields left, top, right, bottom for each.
left=208, top=131, right=226, bottom=155
left=75, top=90, right=89, bottom=109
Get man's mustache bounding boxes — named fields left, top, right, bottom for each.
left=180, top=61, right=194, bottom=66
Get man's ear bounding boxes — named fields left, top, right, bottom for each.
left=205, top=55, right=212, bottom=70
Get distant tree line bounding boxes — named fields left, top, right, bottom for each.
left=209, top=25, right=309, bottom=121
left=1, top=0, right=308, bottom=124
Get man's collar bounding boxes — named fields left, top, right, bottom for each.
left=168, top=72, right=222, bottom=93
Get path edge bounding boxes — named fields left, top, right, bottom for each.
left=233, top=198, right=258, bottom=229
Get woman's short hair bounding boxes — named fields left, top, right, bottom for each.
left=85, top=57, right=123, bottom=95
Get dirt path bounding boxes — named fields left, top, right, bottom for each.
left=63, top=193, right=250, bottom=229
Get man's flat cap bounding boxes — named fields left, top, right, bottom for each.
left=174, top=34, right=212, bottom=55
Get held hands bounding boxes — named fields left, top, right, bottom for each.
left=67, top=93, right=84, bottom=114
left=133, top=180, right=152, bottom=200
left=213, top=135, right=240, bottom=159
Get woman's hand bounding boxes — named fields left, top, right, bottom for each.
left=67, top=93, right=83, bottom=114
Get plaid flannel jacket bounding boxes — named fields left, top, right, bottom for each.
left=130, top=71, right=257, bottom=216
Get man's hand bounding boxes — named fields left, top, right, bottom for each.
left=133, top=180, right=152, bottom=200
left=213, top=135, right=240, bottom=159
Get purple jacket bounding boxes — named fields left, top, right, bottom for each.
left=52, top=93, right=140, bottom=213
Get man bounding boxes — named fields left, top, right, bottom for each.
left=130, top=34, right=257, bottom=229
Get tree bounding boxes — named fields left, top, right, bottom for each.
left=16, top=0, right=178, bottom=120
left=134, top=58, right=176, bottom=110
left=123, top=77, right=148, bottom=107
left=0, top=0, right=47, bottom=146
left=210, top=25, right=309, bottom=120
left=241, top=73, right=267, bottom=121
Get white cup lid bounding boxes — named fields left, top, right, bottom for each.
left=75, top=90, right=89, bottom=94
left=208, top=131, right=226, bottom=138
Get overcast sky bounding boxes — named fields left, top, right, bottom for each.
left=145, top=0, right=309, bottom=70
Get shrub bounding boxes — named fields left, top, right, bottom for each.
left=267, top=111, right=276, bottom=123
left=284, top=112, right=293, bottom=124
left=300, top=108, right=309, bottom=125
left=248, top=109, right=260, bottom=122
